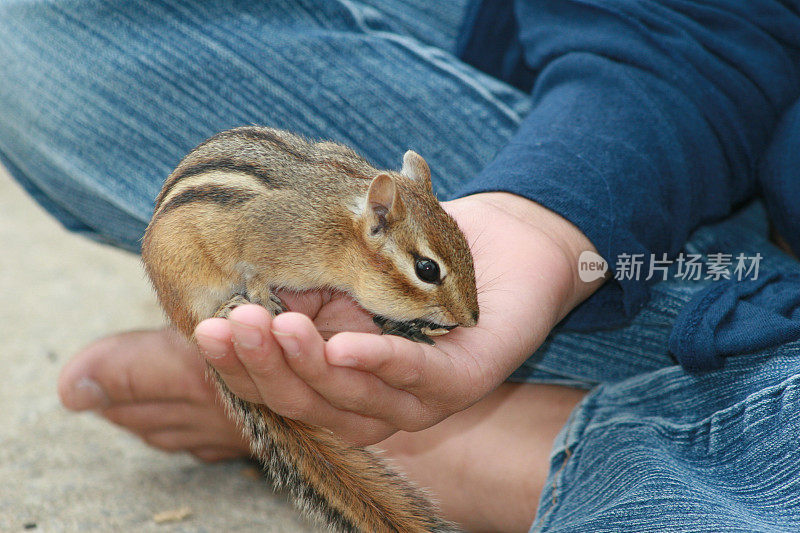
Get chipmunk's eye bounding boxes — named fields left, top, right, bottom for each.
left=414, top=257, right=440, bottom=284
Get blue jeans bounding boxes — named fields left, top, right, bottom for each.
left=2, top=1, right=799, bottom=531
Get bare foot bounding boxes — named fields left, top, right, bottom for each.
left=58, top=328, right=250, bottom=462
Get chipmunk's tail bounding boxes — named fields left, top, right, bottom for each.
left=210, top=371, right=460, bottom=533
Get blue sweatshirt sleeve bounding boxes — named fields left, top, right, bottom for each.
left=455, top=0, right=800, bottom=329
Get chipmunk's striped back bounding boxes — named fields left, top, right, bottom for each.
left=154, top=127, right=375, bottom=215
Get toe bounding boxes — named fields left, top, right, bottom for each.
left=58, top=329, right=211, bottom=411
left=58, top=328, right=251, bottom=459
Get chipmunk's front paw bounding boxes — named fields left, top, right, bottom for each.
left=214, top=290, right=287, bottom=320
left=265, top=292, right=288, bottom=316
left=214, top=294, right=252, bottom=319
left=372, top=316, right=435, bottom=345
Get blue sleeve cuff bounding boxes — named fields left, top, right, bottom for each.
left=454, top=139, right=650, bottom=331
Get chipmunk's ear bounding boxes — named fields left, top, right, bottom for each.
left=365, top=173, right=405, bottom=234
left=401, top=150, right=432, bottom=190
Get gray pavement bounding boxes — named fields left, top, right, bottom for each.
left=0, top=165, right=314, bottom=532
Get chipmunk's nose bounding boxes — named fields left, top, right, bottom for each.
left=445, top=302, right=479, bottom=328
left=456, top=308, right=479, bottom=328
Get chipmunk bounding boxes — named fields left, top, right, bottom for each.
left=141, top=126, right=479, bottom=532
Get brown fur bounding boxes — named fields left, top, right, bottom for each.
left=141, top=127, right=478, bottom=532
left=213, top=375, right=458, bottom=532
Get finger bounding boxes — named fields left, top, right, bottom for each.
left=195, top=316, right=264, bottom=403
left=226, top=305, right=317, bottom=413
left=325, top=332, right=445, bottom=393
left=226, top=307, right=394, bottom=444
left=59, top=329, right=210, bottom=409
left=308, top=293, right=378, bottom=337
left=274, top=288, right=325, bottom=317
left=271, top=313, right=424, bottom=431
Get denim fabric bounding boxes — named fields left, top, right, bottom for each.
left=519, top=203, right=800, bottom=530
left=0, top=0, right=527, bottom=251
left=2, top=1, right=800, bottom=531
left=536, top=346, right=800, bottom=532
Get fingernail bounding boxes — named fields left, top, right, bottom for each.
left=67, top=377, right=109, bottom=410
left=195, top=333, right=228, bottom=359
left=230, top=319, right=263, bottom=349
left=272, top=329, right=301, bottom=358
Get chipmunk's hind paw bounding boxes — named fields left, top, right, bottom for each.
left=372, top=315, right=435, bottom=345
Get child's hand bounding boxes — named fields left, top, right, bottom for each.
left=195, top=192, right=604, bottom=446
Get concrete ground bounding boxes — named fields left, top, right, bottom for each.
left=0, top=165, right=314, bottom=532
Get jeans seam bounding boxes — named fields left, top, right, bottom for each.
left=539, top=446, right=572, bottom=532
left=533, top=392, right=590, bottom=532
